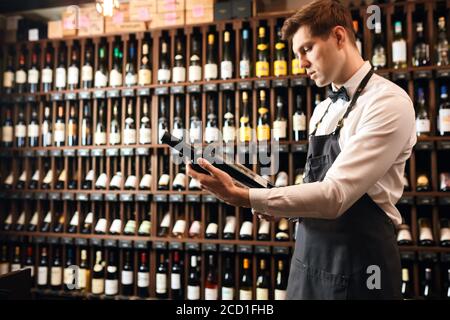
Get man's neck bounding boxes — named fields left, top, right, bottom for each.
left=333, top=55, right=365, bottom=87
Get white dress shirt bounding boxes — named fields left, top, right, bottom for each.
left=249, top=61, right=416, bottom=226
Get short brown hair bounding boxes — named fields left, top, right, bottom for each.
left=281, top=0, right=356, bottom=45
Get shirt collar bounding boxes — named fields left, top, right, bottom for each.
left=331, top=61, right=372, bottom=99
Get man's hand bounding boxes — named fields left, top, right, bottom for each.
left=186, top=158, right=251, bottom=208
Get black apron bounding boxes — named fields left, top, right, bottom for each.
left=286, top=69, right=402, bottom=300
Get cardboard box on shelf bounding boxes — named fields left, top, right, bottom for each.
left=62, top=8, right=78, bottom=37
left=214, top=0, right=232, bottom=21
left=48, top=20, right=63, bottom=39
left=78, top=4, right=105, bottom=36
left=186, top=0, right=214, bottom=10
left=129, top=0, right=157, bottom=21
left=150, top=10, right=185, bottom=29
left=186, top=7, right=214, bottom=25
left=105, top=2, right=147, bottom=34
left=232, top=0, right=252, bottom=19
left=157, top=0, right=185, bottom=14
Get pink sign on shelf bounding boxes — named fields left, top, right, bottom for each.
left=138, top=8, right=150, bottom=21
left=78, top=16, right=89, bottom=28
left=192, top=5, right=205, bottom=18
left=113, top=12, right=124, bottom=24
left=165, top=12, right=177, bottom=24
left=63, top=17, right=76, bottom=30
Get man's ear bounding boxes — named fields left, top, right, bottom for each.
left=333, top=26, right=346, bottom=48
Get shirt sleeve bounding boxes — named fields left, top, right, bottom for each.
left=249, top=93, right=415, bottom=219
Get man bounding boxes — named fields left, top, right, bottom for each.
left=187, top=0, right=416, bottom=299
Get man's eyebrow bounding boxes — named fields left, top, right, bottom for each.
left=294, top=41, right=312, bottom=55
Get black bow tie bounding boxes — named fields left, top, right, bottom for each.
left=328, top=86, right=350, bottom=103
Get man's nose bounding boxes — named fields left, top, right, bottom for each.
left=300, top=58, right=310, bottom=69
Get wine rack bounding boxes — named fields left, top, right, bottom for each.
left=1, top=0, right=450, bottom=300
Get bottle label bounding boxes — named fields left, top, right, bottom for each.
left=439, top=109, right=450, bottom=133
left=3, top=71, right=14, bottom=87
left=55, top=68, right=66, bottom=88
left=157, top=69, right=171, bottom=82
left=273, top=120, right=287, bottom=139
left=15, top=70, right=26, bottom=84
left=54, top=123, right=65, bottom=142
left=155, top=273, right=166, bottom=293
left=187, top=285, right=200, bottom=300
left=138, top=69, right=151, bottom=85
left=239, top=126, right=252, bottom=142
left=205, top=287, right=218, bottom=300
left=43, top=211, right=52, bottom=223
left=222, top=126, right=236, bottom=142
left=125, top=175, right=137, bottom=189
left=124, top=220, right=136, bottom=234
left=68, top=123, right=77, bottom=139
left=64, top=267, right=75, bottom=285
left=28, top=124, right=39, bottom=138
left=78, top=269, right=87, bottom=289
left=15, top=124, right=26, bottom=138
left=68, top=66, right=79, bottom=85
left=240, top=60, right=250, bottom=78
left=189, top=220, right=201, bottom=236
left=124, top=128, right=137, bottom=145
left=95, top=218, right=107, bottom=233
left=172, top=128, right=184, bottom=140
left=109, top=70, right=123, bottom=87
left=274, top=289, right=287, bottom=300
left=110, top=173, right=123, bottom=189
left=206, top=223, right=218, bottom=235
left=17, top=212, right=26, bottom=224
left=274, top=60, right=287, bottom=77
left=205, top=127, right=220, bottom=143
left=5, top=214, right=13, bottom=224
left=139, top=127, right=151, bottom=144
left=81, top=65, right=93, bottom=82
left=125, top=73, right=137, bottom=86
left=42, top=122, right=51, bottom=146
left=392, top=40, right=407, bottom=64
left=172, top=67, right=186, bottom=83
left=256, top=288, right=269, bottom=300
left=94, top=71, right=108, bottom=87
left=105, top=279, right=119, bottom=295
left=189, top=126, right=201, bottom=143
left=138, top=220, right=151, bottom=234
left=30, top=212, right=39, bottom=225
left=173, top=173, right=186, bottom=188
left=91, top=279, right=104, bottom=294
left=293, top=114, right=306, bottom=131
left=239, top=289, right=252, bottom=300
left=257, top=124, right=271, bottom=141
left=2, top=126, right=13, bottom=142
left=28, top=69, right=39, bottom=84
left=139, top=174, right=152, bottom=189
left=158, top=174, right=170, bottom=188
left=37, top=266, right=48, bottom=285
left=109, top=219, right=122, bottom=234
left=188, top=65, right=202, bottom=82
left=69, top=212, right=79, bottom=226
left=240, top=221, right=253, bottom=237
left=416, top=119, right=430, bottom=133
left=160, top=213, right=171, bottom=228
left=172, top=220, right=186, bottom=235
left=42, top=69, right=53, bottom=84
left=51, top=267, right=62, bottom=286
left=256, top=61, right=270, bottom=77
left=109, top=132, right=121, bottom=145
left=204, top=63, right=218, bottom=80
left=221, top=61, right=233, bottom=79
left=121, top=270, right=133, bottom=285
left=292, top=59, right=305, bottom=75
left=84, top=212, right=94, bottom=224
left=171, top=273, right=181, bottom=290
left=94, top=131, right=106, bottom=145
left=222, top=287, right=234, bottom=300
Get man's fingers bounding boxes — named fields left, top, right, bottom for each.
left=198, top=158, right=227, bottom=179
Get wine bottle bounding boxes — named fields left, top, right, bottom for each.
left=42, top=46, right=54, bottom=92
left=436, top=17, right=449, bottom=66
left=15, top=108, right=26, bottom=148
left=138, top=40, right=152, bottom=86
left=221, top=31, right=233, bottom=80
left=257, top=219, right=270, bottom=241
left=95, top=44, right=108, bottom=88
left=137, top=252, right=150, bottom=298
left=173, top=38, right=186, bottom=83
left=256, top=27, right=270, bottom=78
left=256, top=90, right=270, bottom=143
left=239, top=258, right=252, bottom=300
left=94, top=208, right=107, bottom=234
left=67, top=105, right=78, bottom=146
left=95, top=101, right=106, bottom=145
left=123, top=204, right=136, bottom=235
left=28, top=48, right=39, bottom=93
left=275, top=218, right=289, bottom=241
left=37, top=247, right=48, bottom=289
left=438, top=85, right=450, bottom=136
left=105, top=251, right=119, bottom=296
left=3, top=52, right=15, bottom=94
left=68, top=211, right=79, bottom=233
left=401, top=267, right=413, bottom=299
left=155, top=253, right=167, bottom=299
left=158, top=96, right=169, bottom=143
left=371, top=22, right=386, bottom=70
left=139, top=99, right=152, bottom=144
left=353, top=20, right=363, bottom=56
left=82, top=169, right=95, bottom=190
left=28, top=211, right=38, bottom=232
left=42, top=106, right=52, bottom=147
left=273, top=95, right=287, bottom=141
left=81, top=102, right=92, bottom=146
left=418, top=218, right=434, bottom=246
left=171, top=251, right=183, bottom=300
left=110, top=101, right=121, bottom=145
left=205, top=254, right=218, bottom=300
left=222, top=256, right=234, bottom=300
left=40, top=211, right=52, bottom=233
left=205, top=220, right=218, bottom=239
left=139, top=170, right=152, bottom=191
left=123, top=100, right=137, bottom=145
left=50, top=247, right=62, bottom=290
left=53, top=211, right=65, bottom=233
left=422, top=267, right=436, bottom=299
left=54, top=105, right=66, bottom=147
left=15, top=210, right=26, bottom=231
left=189, top=95, right=202, bottom=143
left=189, top=36, right=202, bottom=82
left=275, top=171, right=288, bottom=187
left=273, top=26, right=287, bottom=77
left=239, top=217, right=253, bottom=240
left=55, top=45, right=67, bottom=91
left=274, top=259, right=288, bottom=300
left=392, top=21, right=407, bottom=69
left=412, top=22, right=430, bottom=67
left=138, top=210, right=151, bottom=236
left=91, top=250, right=105, bottom=295
left=109, top=171, right=123, bottom=190
left=10, top=246, right=21, bottom=272
left=2, top=171, right=14, bottom=190
left=397, top=217, right=413, bottom=246
left=109, top=41, right=123, bottom=87
left=294, top=168, right=304, bottom=185
left=28, top=108, right=39, bottom=147
left=78, top=249, right=90, bottom=293
left=187, top=255, right=200, bottom=300
left=158, top=212, right=171, bottom=237
left=172, top=95, right=184, bottom=140
left=172, top=205, right=186, bottom=238
left=204, top=34, right=218, bottom=81
left=68, top=44, right=80, bottom=90
left=440, top=218, right=450, bottom=247
left=121, top=250, right=134, bottom=296
left=158, top=39, right=171, bottom=84
left=158, top=161, right=170, bottom=191
left=0, top=246, right=8, bottom=275
left=188, top=219, right=201, bottom=239
left=2, top=108, right=14, bottom=147
left=81, top=211, right=94, bottom=234
left=64, top=247, right=75, bottom=291
left=223, top=93, right=236, bottom=143
left=16, top=169, right=27, bottom=190
left=205, top=94, right=219, bottom=143
left=82, top=42, right=94, bottom=89
left=416, top=173, right=430, bottom=192
left=239, top=91, right=252, bottom=143
left=15, top=49, right=27, bottom=94
left=256, top=258, right=270, bottom=300
left=173, top=165, right=186, bottom=191
left=125, top=41, right=137, bottom=87
left=223, top=215, right=236, bottom=240
left=240, top=29, right=251, bottom=78
left=293, top=94, right=307, bottom=142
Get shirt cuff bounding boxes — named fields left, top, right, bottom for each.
left=249, top=188, right=270, bottom=213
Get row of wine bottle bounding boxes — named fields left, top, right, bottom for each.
left=0, top=244, right=290, bottom=300
left=401, top=263, right=450, bottom=300
left=404, top=172, right=450, bottom=193
left=397, top=217, right=450, bottom=247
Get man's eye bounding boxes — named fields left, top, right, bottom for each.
left=304, top=47, right=311, bottom=53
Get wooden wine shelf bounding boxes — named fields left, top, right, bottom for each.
left=31, top=288, right=158, bottom=301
